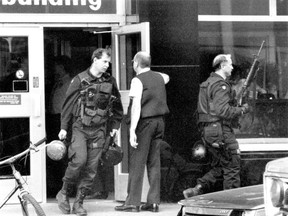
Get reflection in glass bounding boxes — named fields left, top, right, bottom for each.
left=0, top=37, right=29, bottom=92
left=198, top=0, right=269, bottom=15
left=199, top=22, right=288, bottom=138
left=118, top=33, right=141, bottom=91
left=118, top=33, right=141, bottom=174
left=277, top=0, right=288, bottom=16
left=0, top=118, right=30, bottom=177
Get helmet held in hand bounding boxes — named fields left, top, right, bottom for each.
left=102, top=142, right=123, bottom=166
left=191, top=140, right=207, bottom=160
left=47, top=140, right=67, bottom=161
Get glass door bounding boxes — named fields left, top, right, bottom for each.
left=0, top=26, right=46, bottom=203
left=112, top=22, right=150, bottom=201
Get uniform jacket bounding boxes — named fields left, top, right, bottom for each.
left=197, top=72, right=243, bottom=123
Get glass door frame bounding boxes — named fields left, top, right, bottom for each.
left=0, top=26, right=46, bottom=203
left=112, top=22, right=150, bottom=201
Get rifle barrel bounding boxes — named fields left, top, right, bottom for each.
left=257, top=40, right=265, bottom=56
left=238, top=40, right=265, bottom=105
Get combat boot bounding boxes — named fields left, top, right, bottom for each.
left=56, top=182, right=71, bottom=214
left=72, top=188, right=87, bottom=216
left=183, top=184, right=204, bottom=199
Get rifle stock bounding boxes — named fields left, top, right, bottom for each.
left=237, top=40, right=265, bottom=105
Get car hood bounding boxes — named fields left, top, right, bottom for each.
left=178, top=184, right=264, bottom=210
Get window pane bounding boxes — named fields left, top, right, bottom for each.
left=277, top=0, right=288, bottom=15
left=0, top=37, right=29, bottom=92
left=199, top=21, right=288, bottom=138
left=131, top=0, right=139, bottom=15
left=118, top=33, right=140, bottom=91
left=117, top=32, right=141, bottom=173
left=0, top=118, right=30, bottom=177
left=199, top=0, right=269, bottom=15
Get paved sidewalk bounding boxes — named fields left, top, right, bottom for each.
left=0, top=199, right=181, bottom=216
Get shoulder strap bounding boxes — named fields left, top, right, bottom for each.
left=78, top=72, right=85, bottom=80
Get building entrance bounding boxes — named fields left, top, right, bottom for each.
left=43, top=27, right=114, bottom=199
left=44, top=22, right=151, bottom=201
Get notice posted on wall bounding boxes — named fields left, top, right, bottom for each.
left=0, top=94, right=21, bottom=105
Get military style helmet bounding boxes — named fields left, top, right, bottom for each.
left=102, top=142, right=123, bottom=166
left=46, top=140, right=67, bottom=161
left=191, top=140, right=207, bottom=160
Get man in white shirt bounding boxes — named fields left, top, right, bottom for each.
left=115, top=51, right=170, bottom=212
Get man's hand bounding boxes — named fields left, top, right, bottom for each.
left=241, top=103, right=250, bottom=114
left=110, top=129, right=118, bottom=137
left=129, top=130, right=138, bottom=149
left=58, top=129, right=67, bottom=140
left=110, top=129, right=118, bottom=143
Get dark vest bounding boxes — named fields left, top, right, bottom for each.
left=137, top=71, right=169, bottom=118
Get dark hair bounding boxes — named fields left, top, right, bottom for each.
left=91, top=48, right=111, bottom=62
left=54, top=55, right=73, bottom=75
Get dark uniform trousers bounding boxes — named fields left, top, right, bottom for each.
left=63, top=119, right=105, bottom=191
left=198, top=124, right=241, bottom=191
left=125, top=116, right=165, bottom=206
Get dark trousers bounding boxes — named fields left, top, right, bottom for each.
left=198, top=124, right=241, bottom=191
left=125, top=116, right=165, bottom=206
left=63, top=120, right=105, bottom=191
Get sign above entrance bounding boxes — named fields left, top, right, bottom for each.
left=0, top=0, right=116, bottom=14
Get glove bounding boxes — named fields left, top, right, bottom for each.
left=241, top=103, right=249, bottom=114
left=58, top=129, right=67, bottom=140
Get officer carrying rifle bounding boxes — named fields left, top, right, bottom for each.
left=183, top=54, right=250, bottom=198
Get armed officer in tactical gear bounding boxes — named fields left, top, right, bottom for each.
left=56, top=48, right=123, bottom=216
left=183, top=54, right=249, bottom=198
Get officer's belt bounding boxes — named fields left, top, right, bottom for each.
left=198, top=113, right=220, bottom=122
left=85, top=107, right=106, bottom=117
left=198, top=114, right=234, bottom=126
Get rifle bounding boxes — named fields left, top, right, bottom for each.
left=236, top=40, right=265, bottom=105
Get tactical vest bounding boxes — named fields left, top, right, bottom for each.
left=76, top=72, right=113, bottom=127
left=197, top=75, right=224, bottom=123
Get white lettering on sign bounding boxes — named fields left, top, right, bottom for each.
left=2, top=0, right=101, bottom=11
left=0, top=94, right=21, bottom=105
